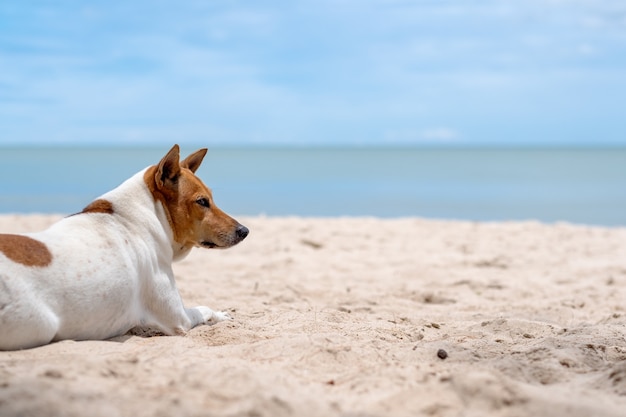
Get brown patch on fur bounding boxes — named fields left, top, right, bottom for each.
left=143, top=162, right=221, bottom=248
left=0, top=234, right=52, bottom=267
left=81, top=199, right=114, bottom=215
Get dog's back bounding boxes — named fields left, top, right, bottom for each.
left=0, top=172, right=155, bottom=350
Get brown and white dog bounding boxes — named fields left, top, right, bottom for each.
left=0, top=145, right=248, bottom=350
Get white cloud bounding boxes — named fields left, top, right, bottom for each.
left=384, top=128, right=461, bottom=144
left=420, top=128, right=460, bottom=141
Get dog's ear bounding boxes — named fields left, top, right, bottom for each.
left=181, top=148, right=208, bottom=174
left=156, top=144, right=181, bottom=189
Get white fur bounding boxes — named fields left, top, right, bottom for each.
left=0, top=169, right=229, bottom=350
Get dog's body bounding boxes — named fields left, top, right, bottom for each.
left=0, top=145, right=248, bottom=350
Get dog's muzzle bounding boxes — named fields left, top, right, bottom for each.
left=201, top=224, right=249, bottom=249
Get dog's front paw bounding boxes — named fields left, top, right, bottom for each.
left=210, top=311, right=232, bottom=323
left=196, top=306, right=232, bottom=325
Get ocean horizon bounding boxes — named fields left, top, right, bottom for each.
left=1, top=145, right=625, bottom=227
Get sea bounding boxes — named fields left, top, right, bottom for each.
left=1, top=146, right=625, bottom=227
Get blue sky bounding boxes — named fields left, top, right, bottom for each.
left=1, top=1, right=626, bottom=147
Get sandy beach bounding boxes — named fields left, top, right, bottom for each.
left=1, top=214, right=625, bottom=417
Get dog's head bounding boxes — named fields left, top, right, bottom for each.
left=144, top=145, right=248, bottom=255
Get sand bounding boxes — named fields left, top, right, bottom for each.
left=1, top=214, right=625, bottom=417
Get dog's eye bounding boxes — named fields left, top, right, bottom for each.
left=196, top=198, right=210, bottom=208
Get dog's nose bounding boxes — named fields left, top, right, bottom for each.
left=236, top=225, right=249, bottom=241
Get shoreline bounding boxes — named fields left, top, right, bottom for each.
left=2, top=212, right=625, bottom=228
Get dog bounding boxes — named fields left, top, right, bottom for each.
left=0, top=144, right=248, bottom=350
